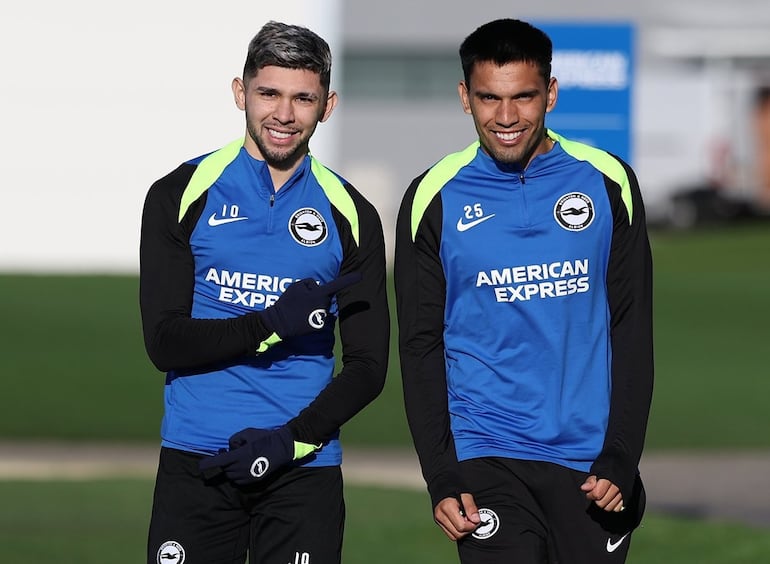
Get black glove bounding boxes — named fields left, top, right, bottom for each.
left=261, top=272, right=362, bottom=338
left=199, top=426, right=294, bottom=485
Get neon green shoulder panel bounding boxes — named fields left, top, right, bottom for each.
left=177, top=143, right=359, bottom=244
left=548, top=129, right=634, bottom=224
left=411, top=142, right=479, bottom=241
left=178, top=138, right=244, bottom=223
left=310, top=156, right=360, bottom=246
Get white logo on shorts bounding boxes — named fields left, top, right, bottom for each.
left=606, top=532, right=630, bottom=552
left=471, top=508, right=500, bottom=539
left=157, top=540, right=185, bottom=564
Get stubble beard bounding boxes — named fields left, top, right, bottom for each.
left=487, top=144, right=526, bottom=167
left=483, top=127, right=547, bottom=169
left=247, top=122, right=307, bottom=172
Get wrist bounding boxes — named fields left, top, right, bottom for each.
left=258, top=306, right=282, bottom=337
left=248, top=310, right=283, bottom=353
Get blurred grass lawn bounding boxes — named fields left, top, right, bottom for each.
left=1, top=223, right=769, bottom=449
left=0, top=479, right=769, bottom=564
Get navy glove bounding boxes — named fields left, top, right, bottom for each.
left=261, top=272, right=362, bottom=338
left=199, top=426, right=294, bottom=485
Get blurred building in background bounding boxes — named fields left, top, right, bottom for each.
left=3, top=1, right=769, bottom=273
left=335, top=0, right=770, bottom=246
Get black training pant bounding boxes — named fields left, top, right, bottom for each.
left=457, top=458, right=645, bottom=564
left=147, top=447, right=344, bottom=564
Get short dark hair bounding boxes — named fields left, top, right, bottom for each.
left=243, top=21, right=332, bottom=91
left=459, top=18, right=552, bottom=87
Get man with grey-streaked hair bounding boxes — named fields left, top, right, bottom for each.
left=244, top=20, right=332, bottom=91
left=141, top=20, right=389, bottom=564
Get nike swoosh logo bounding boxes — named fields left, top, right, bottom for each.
left=606, top=532, right=630, bottom=553
left=208, top=214, right=248, bottom=227
left=456, top=214, right=496, bottom=232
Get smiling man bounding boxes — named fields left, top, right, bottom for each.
left=395, top=18, right=654, bottom=564
left=140, top=21, right=389, bottom=564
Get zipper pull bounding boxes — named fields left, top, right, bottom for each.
left=270, top=194, right=275, bottom=207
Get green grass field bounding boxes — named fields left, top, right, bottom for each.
left=643, top=224, right=770, bottom=449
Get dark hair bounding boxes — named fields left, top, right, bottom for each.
left=755, top=85, right=770, bottom=108
left=243, top=21, right=332, bottom=91
left=459, top=18, right=552, bottom=86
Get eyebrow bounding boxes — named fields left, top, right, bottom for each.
left=474, top=87, right=540, bottom=99
left=255, top=86, right=320, bottom=100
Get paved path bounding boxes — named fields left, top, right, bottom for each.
left=1, top=442, right=769, bottom=528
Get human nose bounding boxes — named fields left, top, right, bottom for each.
left=496, top=100, right=519, bottom=127
left=273, top=96, right=295, bottom=124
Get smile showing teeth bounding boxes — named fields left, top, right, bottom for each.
left=268, top=129, right=293, bottom=139
left=496, top=131, right=522, bottom=141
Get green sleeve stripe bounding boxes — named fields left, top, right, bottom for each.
left=411, top=142, right=479, bottom=241
left=256, top=332, right=282, bottom=354
left=178, top=138, right=244, bottom=222
left=548, top=129, right=633, bottom=224
left=293, top=440, right=322, bottom=460
left=310, top=156, right=359, bottom=246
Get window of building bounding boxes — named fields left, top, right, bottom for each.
left=341, top=50, right=460, bottom=100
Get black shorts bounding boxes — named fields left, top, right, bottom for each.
left=456, top=458, right=645, bottom=564
left=147, top=447, right=345, bottom=564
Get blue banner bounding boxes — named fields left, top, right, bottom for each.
left=536, top=22, right=635, bottom=164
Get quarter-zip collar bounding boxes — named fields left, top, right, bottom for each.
left=240, top=148, right=311, bottom=200
left=474, top=134, right=566, bottom=183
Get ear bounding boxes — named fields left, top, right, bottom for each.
left=232, top=77, right=246, bottom=111
left=319, top=90, right=338, bottom=123
left=545, top=77, right=558, bottom=114
left=458, top=81, right=472, bottom=114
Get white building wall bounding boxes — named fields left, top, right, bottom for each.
left=0, top=0, right=341, bottom=273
